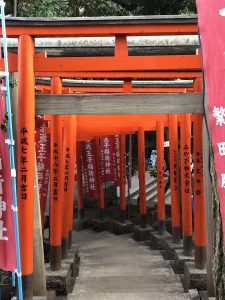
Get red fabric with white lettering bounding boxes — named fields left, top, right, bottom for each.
left=100, top=136, right=115, bottom=182
left=35, top=115, right=50, bottom=215
left=0, top=83, right=16, bottom=271
left=112, top=135, right=120, bottom=186
left=197, top=1, right=225, bottom=245
left=82, top=140, right=98, bottom=199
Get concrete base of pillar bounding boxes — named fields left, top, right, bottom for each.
left=174, top=249, right=194, bottom=274
left=148, top=230, right=172, bottom=250
left=188, top=289, right=200, bottom=300
left=199, top=291, right=215, bottom=300
left=184, top=261, right=207, bottom=291
left=163, top=238, right=183, bottom=260
left=45, top=263, right=72, bottom=295
left=112, top=220, right=133, bottom=235
left=62, top=252, right=79, bottom=278
left=12, top=298, right=47, bottom=300
left=67, top=245, right=79, bottom=264
left=73, top=218, right=90, bottom=231
left=12, top=289, right=56, bottom=300
left=133, top=225, right=153, bottom=241
left=91, top=218, right=112, bottom=232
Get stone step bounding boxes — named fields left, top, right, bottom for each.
left=130, top=179, right=157, bottom=199
left=79, top=259, right=173, bottom=269
left=73, top=236, right=146, bottom=250
left=80, top=253, right=164, bottom=265
left=80, top=244, right=160, bottom=255
left=68, top=292, right=192, bottom=300
left=79, top=257, right=170, bottom=267
left=79, top=263, right=174, bottom=277
left=73, top=230, right=130, bottom=241
left=73, top=274, right=184, bottom=294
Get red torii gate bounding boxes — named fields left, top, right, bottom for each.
left=0, top=15, right=209, bottom=299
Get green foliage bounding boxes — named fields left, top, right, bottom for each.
left=18, top=0, right=71, bottom=17
left=133, top=0, right=197, bottom=15
left=13, top=0, right=196, bottom=17
left=17, top=0, right=129, bottom=17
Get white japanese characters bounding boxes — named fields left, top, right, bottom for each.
left=83, top=140, right=97, bottom=195
left=219, top=8, right=225, bottom=16
left=0, top=220, right=8, bottom=241
left=0, top=157, right=8, bottom=241
left=221, top=174, right=225, bottom=188
left=212, top=106, right=225, bottom=126
left=217, top=142, right=225, bottom=156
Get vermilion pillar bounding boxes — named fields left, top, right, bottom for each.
left=138, top=128, right=147, bottom=227
left=156, top=121, right=165, bottom=234
left=50, top=77, right=63, bottom=270
left=180, top=113, right=193, bottom=256
left=193, top=114, right=206, bottom=269
left=18, top=35, right=35, bottom=299
left=95, top=137, right=105, bottom=220
left=61, top=115, right=76, bottom=258
left=76, top=141, right=84, bottom=221
left=120, top=132, right=126, bottom=222
left=169, top=115, right=181, bottom=243
left=67, top=116, right=77, bottom=249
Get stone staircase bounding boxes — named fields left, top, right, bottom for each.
left=67, top=229, right=192, bottom=300
left=128, top=174, right=171, bottom=207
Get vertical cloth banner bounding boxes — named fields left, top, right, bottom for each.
left=112, top=134, right=120, bottom=186
left=35, top=115, right=50, bottom=215
left=100, top=136, right=115, bottom=182
left=196, top=1, right=225, bottom=246
left=0, top=82, right=16, bottom=271
left=82, top=140, right=98, bottom=199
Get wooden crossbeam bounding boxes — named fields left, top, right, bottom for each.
left=1, top=16, right=198, bottom=37
left=0, top=54, right=202, bottom=75
left=35, top=93, right=203, bottom=115
left=34, top=55, right=201, bottom=72
left=35, top=71, right=202, bottom=79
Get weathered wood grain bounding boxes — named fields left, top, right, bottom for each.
left=35, top=93, right=203, bottom=115
left=6, top=15, right=197, bottom=26
left=202, top=118, right=215, bottom=297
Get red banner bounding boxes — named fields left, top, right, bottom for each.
left=82, top=140, right=98, bottom=199
left=35, top=115, right=50, bottom=215
left=100, top=136, right=115, bottom=182
left=112, top=134, right=120, bottom=186
left=197, top=1, right=225, bottom=245
left=0, top=83, right=16, bottom=271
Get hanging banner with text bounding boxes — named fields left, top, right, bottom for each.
left=35, top=115, right=50, bottom=215
left=112, top=135, right=120, bottom=186
left=100, top=136, right=115, bottom=182
left=0, top=83, right=16, bottom=271
left=197, top=1, right=225, bottom=245
left=82, top=140, right=98, bottom=199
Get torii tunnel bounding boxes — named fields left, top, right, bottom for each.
left=0, top=15, right=213, bottom=299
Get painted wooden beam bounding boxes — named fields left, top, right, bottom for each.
left=35, top=93, right=203, bottom=115
left=2, top=16, right=198, bottom=37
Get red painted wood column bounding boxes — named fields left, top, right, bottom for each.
left=95, top=137, right=105, bottom=220
left=61, top=115, right=76, bottom=258
left=18, top=35, right=35, bottom=299
left=67, top=115, right=77, bottom=249
left=138, top=127, right=147, bottom=227
left=156, top=121, right=165, bottom=234
left=180, top=113, right=193, bottom=256
left=169, top=114, right=181, bottom=243
left=120, top=132, right=126, bottom=222
left=193, top=114, right=206, bottom=269
left=76, top=141, right=84, bottom=221
left=50, top=77, right=63, bottom=270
